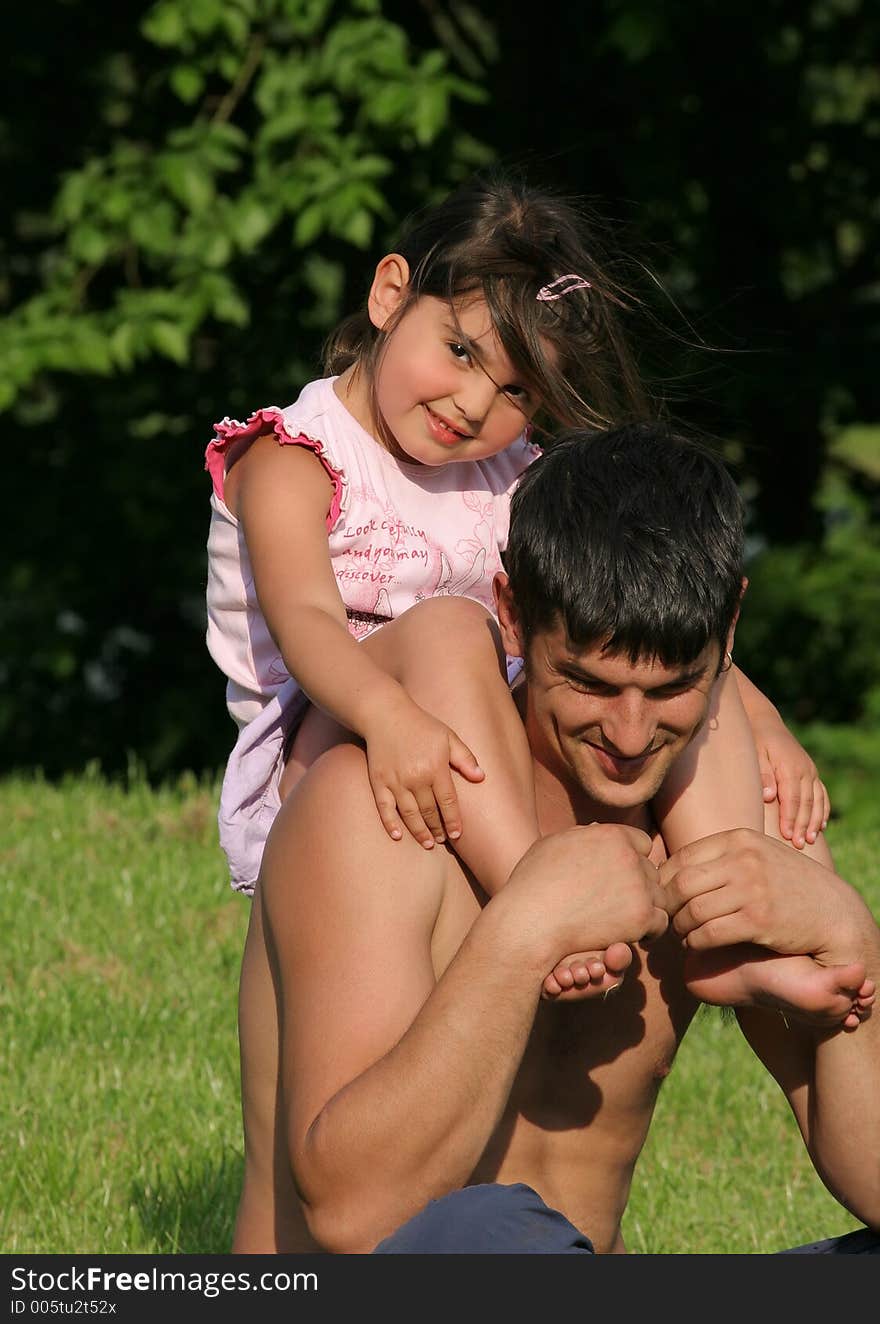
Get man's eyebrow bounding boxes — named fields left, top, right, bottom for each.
left=649, top=664, right=711, bottom=689
left=559, top=658, right=712, bottom=688
left=556, top=659, right=611, bottom=685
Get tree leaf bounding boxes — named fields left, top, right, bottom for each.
left=170, top=65, right=206, bottom=104
left=141, top=2, right=187, bottom=49
left=151, top=320, right=189, bottom=363
left=157, top=154, right=216, bottom=212
left=293, top=201, right=326, bottom=247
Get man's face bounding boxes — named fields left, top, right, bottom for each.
left=512, top=615, right=721, bottom=813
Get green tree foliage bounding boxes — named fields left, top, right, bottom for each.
left=1, top=0, right=488, bottom=776
left=2, top=0, right=488, bottom=409
left=736, top=439, right=880, bottom=725
left=453, top=0, right=880, bottom=538
left=430, top=0, right=879, bottom=729
left=3, top=0, right=878, bottom=777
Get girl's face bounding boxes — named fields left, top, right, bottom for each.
left=348, top=256, right=547, bottom=467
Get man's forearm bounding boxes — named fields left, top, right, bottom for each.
left=294, top=895, right=546, bottom=1253
left=289, top=822, right=666, bottom=1254
left=271, top=776, right=666, bottom=1255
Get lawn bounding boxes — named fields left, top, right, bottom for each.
left=2, top=767, right=246, bottom=1254
left=2, top=757, right=878, bottom=1254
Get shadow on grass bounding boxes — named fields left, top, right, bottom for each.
left=131, top=1149, right=242, bottom=1253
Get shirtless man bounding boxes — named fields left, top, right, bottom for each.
left=243, top=423, right=880, bottom=1254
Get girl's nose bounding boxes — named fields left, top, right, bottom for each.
left=452, top=373, right=497, bottom=427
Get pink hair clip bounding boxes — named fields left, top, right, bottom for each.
left=536, top=273, right=592, bottom=302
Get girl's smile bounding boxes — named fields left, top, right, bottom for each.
left=422, top=404, right=474, bottom=447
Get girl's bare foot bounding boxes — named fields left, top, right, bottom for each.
left=542, top=942, right=634, bottom=1001
left=683, top=943, right=875, bottom=1030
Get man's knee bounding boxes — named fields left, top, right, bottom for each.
left=373, top=1183, right=594, bottom=1254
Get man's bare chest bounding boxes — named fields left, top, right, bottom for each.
left=511, top=935, right=697, bottom=1126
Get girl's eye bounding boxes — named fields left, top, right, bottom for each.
left=449, top=342, right=471, bottom=362
left=503, top=384, right=527, bottom=400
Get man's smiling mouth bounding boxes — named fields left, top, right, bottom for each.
left=583, top=739, right=662, bottom=777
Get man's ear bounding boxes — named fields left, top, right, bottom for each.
left=725, top=601, right=742, bottom=661
left=493, top=572, right=525, bottom=658
left=367, top=254, right=410, bottom=331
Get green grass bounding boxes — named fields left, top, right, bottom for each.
left=625, top=822, right=880, bottom=1253
left=2, top=757, right=878, bottom=1254
left=1, top=766, right=247, bottom=1254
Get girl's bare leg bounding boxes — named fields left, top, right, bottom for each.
left=348, top=598, right=621, bottom=998
left=349, top=596, right=538, bottom=891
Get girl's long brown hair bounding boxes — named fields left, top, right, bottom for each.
left=323, top=169, right=652, bottom=442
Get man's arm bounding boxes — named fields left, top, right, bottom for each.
left=262, top=742, right=667, bottom=1253
left=661, top=829, right=880, bottom=1229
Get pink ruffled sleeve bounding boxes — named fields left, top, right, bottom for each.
left=205, top=406, right=346, bottom=530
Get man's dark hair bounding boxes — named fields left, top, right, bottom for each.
left=504, top=422, right=744, bottom=667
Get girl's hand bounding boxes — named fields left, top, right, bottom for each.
left=364, top=700, right=485, bottom=849
left=754, top=722, right=831, bottom=849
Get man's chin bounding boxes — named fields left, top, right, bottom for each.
left=576, top=756, right=669, bottom=810
left=592, top=781, right=660, bottom=811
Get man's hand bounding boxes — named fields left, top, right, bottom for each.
left=659, top=829, right=866, bottom=964
left=504, top=823, right=669, bottom=968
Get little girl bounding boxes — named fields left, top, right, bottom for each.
left=204, top=173, right=868, bottom=1249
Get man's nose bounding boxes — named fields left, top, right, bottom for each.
left=601, top=694, right=656, bottom=757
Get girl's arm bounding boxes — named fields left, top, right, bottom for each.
left=229, top=434, right=483, bottom=847
left=732, top=663, right=830, bottom=847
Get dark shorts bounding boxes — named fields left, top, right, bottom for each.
left=373, top=1184, right=594, bottom=1254
left=779, top=1228, right=880, bottom=1254
left=372, top=1182, right=880, bottom=1255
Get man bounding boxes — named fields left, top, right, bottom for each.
left=246, top=424, right=880, bottom=1254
